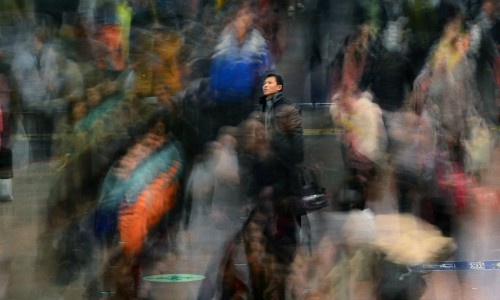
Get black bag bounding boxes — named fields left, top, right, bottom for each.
left=333, top=181, right=365, bottom=211
left=0, top=147, right=13, bottom=201
left=300, top=169, right=330, bottom=212
left=377, top=260, right=426, bottom=300
left=0, top=147, right=13, bottom=179
left=0, top=147, right=13, bottom=202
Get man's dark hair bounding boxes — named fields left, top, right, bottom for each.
left=264, top=72, right=284, bottom=89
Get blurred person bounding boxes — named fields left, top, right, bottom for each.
left=33, top=0, right=79, bottom=28
left=148, top=83, right=198, bottom=254
left=372, top=213, right=454, bottom=300
left=37, top=85, right=159, bottom=294
left=185, top=126, right=241, bottom=258
left=38, top=85, right=131, bottom=281
left=183, top=142, right=220, bottom=260
left=403, top=16, right=487, bottom=240
left=206, top=4, right=271, bottom=145
left=47, top=54, right=86, bottom=152
left=51, top=99, right=90, bottom=188
left=198, top=72, right=303, bottom=299
left=36, top=97, right=97, bottom=291
left=363, top=19, right=415, bottom=114
left=256, top=0, right=290, bottom=61
left=92, top=113, right=184, bottom=298
left=401, top=0, right=440, bottom=73
left=302, top=0, right=331, bottom=105
left=208, top=127, right=243, bottom=239
left=289, top=233, right=379, bottom=299
left=45, top=99, right=92, bottom=224
left=330, top=90, right=386, bottom=209
left=151, top=26, right=183, bottom=95
left=470, top=0, right=499, bottom=125
left=43, top=86, right=105, bottom=226
left=361, top=19, right=416, bottom=155
left=328, top=24, right=376, bottom=100
left=424, top=14, right=480, bottom=168
left=53, top=55, right=85, bottom=105
left=197, top=205, right=273, bottom=299
left=11, top=28, right=60, bottom=163
left=90, top=0, right=130, bottom=72
left=0, top=52, right=12, bottom=146
left=77, top=0, right=100, bottom=34
left=256, top=72, right=304, bottom=298
left=353, top=0, right=389, bottom=34
left=258, top=72, right=303, bottom=200
left=12, top=37, right=86, bottom=163
left=0, top=52, right=13, bottom=202
left=47, top=74, right=136, bottom=206
left=238, top=117, right=274, bottom=209
left=389, top=110, right=438, bottom=215
left=125, top=25, right=183, bottom=98
left=492, top=4, right=500, bottom=122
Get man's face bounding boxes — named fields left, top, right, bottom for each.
left=262, top=76, right=282, bottom=98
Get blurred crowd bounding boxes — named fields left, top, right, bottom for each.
left=0, top=0, right=499, bottom=299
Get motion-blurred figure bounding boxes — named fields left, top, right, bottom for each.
left=12, top=28, right=59, bottom=163
left=205, top=4, right=270, bottom=145
left=424, top=14, right=479, bottom=167
left=93, top=113, right=184, bottom=298
left=328, top=24, right=376, bottom=99
left=330, top=90, right=386, bottom=209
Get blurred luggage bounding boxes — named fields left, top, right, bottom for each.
left=0, top=147, right=12, bottom=201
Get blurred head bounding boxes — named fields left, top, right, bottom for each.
left=71, top=100, right=88, bottom=122
left=32, top=29, right=46, bottom=53
left=232, top=6, right=254, bottom=41
left=443, top=14, right=464, bottom=41
left=136, top=112, right=171, bottom=148
left=482, top=1, right=495, bottom=18
left=382, top=21, right=404, bottom=52
left=154, top=83, right=177, bottom=113
left=217, top=126, right=238, bottom=149
left=152, top=119, right=166, bottom=136
left=86, top=86, right=102, bottom=108
left=262, top=72, right=283, bottom=98
left=240, top=118, right=266, bottom=153
left=347, top=24, right=370, bottom=50
left=455, top=32, right=470, bottom=54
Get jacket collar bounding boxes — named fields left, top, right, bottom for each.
left=259, top=91, right=284, bottom=107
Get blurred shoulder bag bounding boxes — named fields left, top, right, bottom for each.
left=300, top=168, right=330, bottom=212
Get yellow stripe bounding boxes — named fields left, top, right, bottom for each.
left=303, top=128, right=338, bottom=136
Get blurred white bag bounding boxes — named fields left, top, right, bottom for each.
left=214, top=144, right=239, bottom=185
left=188, top=160, right=215, bottom=205
left=0, top=147, right=13, bottom=201
left=12, top=117, right=30, bottom=169
left=0, top=179, right=12, bottom=202
left=464, top=115, right=493, bottom=174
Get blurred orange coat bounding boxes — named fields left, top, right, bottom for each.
left=118, top=164, right=180, bottom=258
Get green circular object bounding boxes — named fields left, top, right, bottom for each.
left=143, top=274, right=206, bottom=283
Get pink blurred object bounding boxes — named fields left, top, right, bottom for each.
left=451, top=168, right=468, bottom=213
left=469, top=184, right=500, bottom=212
left=436, top=163, right=468, bottom=214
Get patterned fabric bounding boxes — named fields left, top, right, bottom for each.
left=98, top=138, right=183, bottom=211
left=118, top=163, right=180, bottom=257
left=210, top=27, right=270, bottom=102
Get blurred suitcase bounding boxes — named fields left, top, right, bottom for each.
left=0, top=147, right=13, bottom=201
